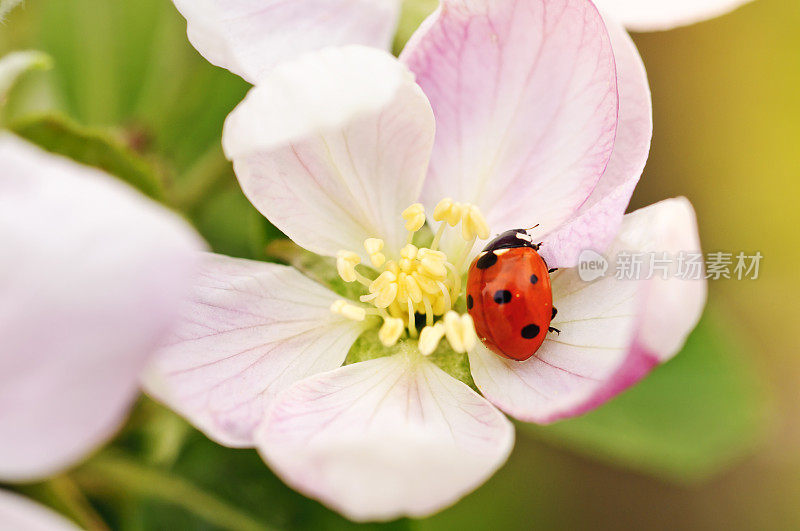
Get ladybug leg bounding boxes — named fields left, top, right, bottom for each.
left=548, top=268, right=558, bottom=274
left=549, top=307, right=560, bottom=334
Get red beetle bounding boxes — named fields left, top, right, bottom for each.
left=466, top=229, right=559, bottom=362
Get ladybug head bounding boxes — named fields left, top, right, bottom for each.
left=482, top=229, right=540, bottom=253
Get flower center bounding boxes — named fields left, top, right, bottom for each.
left=331, top=199, right=491, bottom=356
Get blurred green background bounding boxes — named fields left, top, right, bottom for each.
left=1, top=0, right=798, bottom=529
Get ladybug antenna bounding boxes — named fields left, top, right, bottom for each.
left=525, top=224, right=540, bottom=232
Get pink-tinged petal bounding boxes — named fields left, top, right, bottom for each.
left=172, top=0, right=401, bottom=84
left=0, top=135, right=204, bottom=482
left=223, top=46, right=435, bottom=258
left=0, top=490, right=78, bottom=531
left=402, top=0, right=618, bottom=238
left=593, top=0, right=754, bottom=31
left=143, top=254, right=368, bottom=447
left=539, top=15, right=652, bottom=268
left=257, top=354, right=514, bottom=522
left=469, top=198, right=706, bottom=423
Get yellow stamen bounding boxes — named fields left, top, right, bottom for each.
left=402, top=203, right=426, bottom=233
left=419, top=323, right=446, bottom=356
left=332, top=198, right=491, bottom=355
left=462, top=205, right=490, bottom=240
left=379, top=317, right=405, bottom=347
left=336, top=251, right=361, bottom=283
left=364, top=238, right=386, bottom=268
left=330, top=300, right=367, bottom=322
left=407, top=300, right=418, bottom=338
left=443, top=311, right=477, bottom=353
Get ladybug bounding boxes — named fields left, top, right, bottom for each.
left=466, top=229, right=559, bottom=362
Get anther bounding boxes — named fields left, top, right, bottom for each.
left=433, top=198, right=463, bottom=227
left=402, top=203, right=426, bottom=233
left=364, top=238, right=386, bottom=267
left=414, top=272, right=440, bottom=295
left=419, top=256, right=447, bottom=279
left=461, top=205, right=490, bottom=241
left=444, top=311, right=477, bottom=353
left=368, top=271, right=398, bottom=308
left=330, top=300, right=367, bottom=321
left=379, top=317, right=405, bottom=347
left=404, top=275, right=423, bottom=304
left=418, top=323, right=446, bottom=356
left=336, top=251, right=361, bottom=283
left=400, top=243, right=418, bottom=260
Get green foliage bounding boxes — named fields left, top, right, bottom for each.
left=0, top=50, right=50, bottom=104
left=193, top=187, right=279, bottom=260
left=70, top=413, right=412, bottom=531
left=9, top=113, right=165, bottom=200
left=0, top=0, right=249, bottom=187
left=527, top=310, right=769, bottom=482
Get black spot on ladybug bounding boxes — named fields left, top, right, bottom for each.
left=521, top=324, right=541, bottom=339
left=467, top=294, right=474, bottom=310
left=530, top=274, right=539, bottom=285
left=551, top=306, right=558, bottom=320
left=476, top=251, right=498, bottom=270
left=493, top=290, right=512, bottom=304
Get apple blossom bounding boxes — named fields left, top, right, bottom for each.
left=147, top=0, right=707, bottom=521
left=169, top=0, right=756, bottom=90
left=593, top=0, right=755, bottom=31
left=0, top=490, right=78, bottom=531
left=170, top=0, right=402, bottom=84
left=0, top=134, right=205, bottom=482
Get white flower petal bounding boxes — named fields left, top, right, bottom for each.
left=402, top=0, right=618, bottom=239
left=223, top=46, right=435, bottom=258
left=172, top=0, right=402, bottom=83
left=144, top=254, right=368, bottom=447
left=539, top=15, right=652, bottom=268
left=0, top=135, right=204, bottom=482
left=0, top=490, right=78, bottom=531
left=256, top=354, right=514, bottom=522
left=594, top=0, right=753, bottom=31
left=470, top=198, right=706, bottom=423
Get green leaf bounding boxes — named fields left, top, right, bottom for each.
left=525, top=309, right=770, bottom=482
left=9, top=113, right=165, bottom=200
left=1, top=0, right=249, bottom=177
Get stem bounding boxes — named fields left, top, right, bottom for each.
left=45, top=475, right=109, bottom=531
left=407, top=300, right=418, bottom=338
left=431, top=222, right=447, bottom=250
left=73, top=452, right=272, bottom=531
left=172, top=143, right=234, bottom=211
left=453, top=236, right=477, bottom=271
